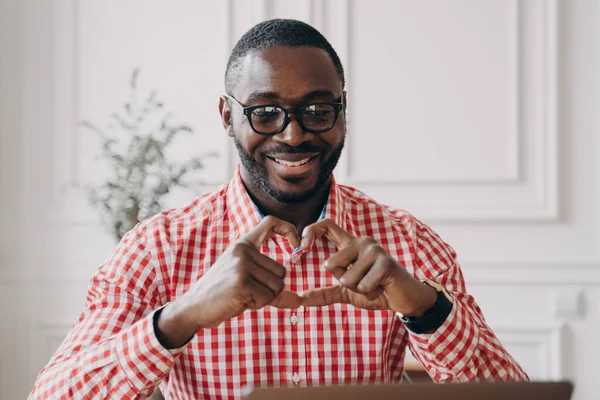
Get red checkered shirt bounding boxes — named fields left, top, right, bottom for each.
left=30, top=168, right=528, bottom=399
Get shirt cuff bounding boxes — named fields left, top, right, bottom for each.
left=115, top=308, right=186, bottom=393
left=402, top=301, right=480, bottom=373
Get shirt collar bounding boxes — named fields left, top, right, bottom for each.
left=226, top=166, right=347, bottom=241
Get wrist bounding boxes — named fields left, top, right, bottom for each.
left=155, top=301, right=199, bottom=349
left=400, top=279, right=454, bottom=334
left=402, top=280, right=438, bottom=318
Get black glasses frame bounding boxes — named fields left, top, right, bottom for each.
left=225, top=94, right=344, bottom=135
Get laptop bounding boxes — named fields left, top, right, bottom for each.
left=245, top=381, right=573, bottom=400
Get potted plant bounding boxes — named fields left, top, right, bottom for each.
left=81, top=68, right=217, bottom=242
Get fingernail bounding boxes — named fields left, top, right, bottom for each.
left=300, top=237, right=308, bottom=248
left=301, top=227, right=309, bottom=238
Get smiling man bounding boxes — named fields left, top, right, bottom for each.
left=30, top=19, right=528, bottom=399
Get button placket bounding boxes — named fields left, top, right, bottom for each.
left=284, top=247, right=307, bottom=387
left=283, top=248, right=302, bottom=387
left=289, top=258, right=295, bottom=268
left=294, top=305, right=307, bottom=385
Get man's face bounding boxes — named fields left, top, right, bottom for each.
left=222, top=46, right=346, bottom=204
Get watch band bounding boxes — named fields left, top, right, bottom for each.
left=400, top=280, right=453, bottom=334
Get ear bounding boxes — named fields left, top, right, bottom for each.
left=218, top=95, right=234, bottom=137
left=342, top=90, right=348, bottom=116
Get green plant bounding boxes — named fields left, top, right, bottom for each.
left=81, top=68, right=217, bottom=241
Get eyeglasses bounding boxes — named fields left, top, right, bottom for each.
left=225, top=94, right=344, bottom=135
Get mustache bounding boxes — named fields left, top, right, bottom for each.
left=262, top=143, right=324, bottom=156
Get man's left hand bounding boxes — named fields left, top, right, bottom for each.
left=299, top=219, right=437, bottom=317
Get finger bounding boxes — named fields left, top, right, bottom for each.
left=271, top=289, right=302, bottom=309
left=242, top=215, right=300, bottom=249
left=337, top=252, right=376, bottom=289
left=246, top=249, right=287, bottom=279
left=300, top=285, right=349, bottom=307
left=363, top=286, right=385, bottom=301
left=244, top=277, right=277, bottom=309
left=323, top=245, right=360, bottom=280
left=301, top=218, right=355, bottom=250
left=355, top=257, right=389, bottom=295
left=246, top=262, right=285, bottom=296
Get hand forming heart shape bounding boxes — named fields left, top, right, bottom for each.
left=272, top=218, right=436, bottom=316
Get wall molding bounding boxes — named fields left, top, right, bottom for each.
left=309, top=0, right=327, bottom=32
left=42, top=0, right=236, bottom=225
left=463, top=262, right=600, bottom=285
left=38, top=323, right=73, bottom=355
left=340, top=0, right=554, bottom=187
left=32, top=322, right=74, bottom=379
left=46, top=0, right=79, bottom=212
left=493, top=323, right=566, bottom=380
left=342, top=0, right=522, bottom=185
left=552, top=287, right=583, bottom=319
left=333, top=0, right=558, bottom=222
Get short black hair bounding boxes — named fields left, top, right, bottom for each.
left=225, top=19, right=345, bottom=95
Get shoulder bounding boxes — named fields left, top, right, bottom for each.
left=338, top=184, right=456, bottom=276
left=337, top=183, right=418, bottom=237
left=131, top=183, right=229, bottom=253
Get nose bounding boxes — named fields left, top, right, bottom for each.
left=272, top=114, right=314, bottom=147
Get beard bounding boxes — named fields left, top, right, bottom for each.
left=233, top=127, right=346, bottom=205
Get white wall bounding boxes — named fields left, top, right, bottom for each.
left=1, top=0, right=599, bottom=399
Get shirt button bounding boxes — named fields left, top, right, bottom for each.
left=292, top=373, right=301, bottom=384
left=289, top=314, right=298, bottom=324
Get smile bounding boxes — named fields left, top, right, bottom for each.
left=268, top=155, right=319, bottom=167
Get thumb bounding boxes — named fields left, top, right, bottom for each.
left=300, top=285, right=349, bottom=307
left=271, top=289, right=302, bottom=309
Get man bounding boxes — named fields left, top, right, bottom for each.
left=31, top=19, right=527, bottom=399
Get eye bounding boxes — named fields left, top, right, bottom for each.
left=252, top=106, right=277, bottom=115
left=251, top=106, right=281, bottom=119
left=303, top=104, right=334, bottom=120
left=306, top=104, right=332, bottom=116
left=250, top=106, right=284, bottom=129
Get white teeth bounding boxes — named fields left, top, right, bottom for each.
left=274, top=157, right=312, bottom=167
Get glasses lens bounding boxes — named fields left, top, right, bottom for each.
left=301, top=104, right=336, bottom=131
left=250, top=106, right=285, bottom=134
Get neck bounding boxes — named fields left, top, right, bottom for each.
left=240, top=170, right=331, bottom=235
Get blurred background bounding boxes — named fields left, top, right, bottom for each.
left=0, top=0, right=599, bottom=399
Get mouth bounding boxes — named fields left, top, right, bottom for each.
left=267, top=154, right=319, bottom=167
left=265, top=153, right=321, bottom=178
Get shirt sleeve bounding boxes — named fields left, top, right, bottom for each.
left=403, top=219, right=529, bottom=382
left=29, top=223, right=185, bottom=399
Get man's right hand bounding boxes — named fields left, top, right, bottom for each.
left=156, top=216, right=301, bottom=349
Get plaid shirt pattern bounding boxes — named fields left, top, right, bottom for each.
left=30, top=168, right=528, bottom=399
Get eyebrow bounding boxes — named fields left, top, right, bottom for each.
left=244, top=89, right=339, bottom=104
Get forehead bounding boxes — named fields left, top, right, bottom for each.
left=234, top=45, right=342, bottom=103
